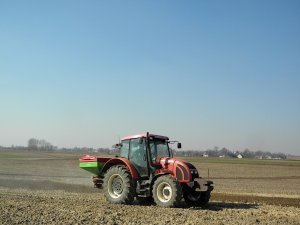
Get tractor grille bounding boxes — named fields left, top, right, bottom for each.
left=176, top=164, right=189, bottom=181
left=185, top=162, right=199, bottom=179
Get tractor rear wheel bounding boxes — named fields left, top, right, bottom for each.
left=152, top=175, right=182, bottom=207
left=103, top=165, right=135, bottom=204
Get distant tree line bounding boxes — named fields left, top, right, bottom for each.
left=0, top=139, right=287, bottom=159
left=174, top=146, right=287, bottom=159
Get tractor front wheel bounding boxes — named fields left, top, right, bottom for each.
left=103, top=165, right=135, bottom=204
left=152, top=175, right=182, bottom=207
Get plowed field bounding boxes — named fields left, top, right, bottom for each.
left=0, top=150, right=299, bottom=224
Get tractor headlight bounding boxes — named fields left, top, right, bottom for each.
left=190, top=169, right=198, bottom=175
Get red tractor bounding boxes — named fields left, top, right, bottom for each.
left=79, top=133, right=213, bottom=207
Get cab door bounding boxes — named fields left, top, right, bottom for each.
left=129, top=138, right=148, bottom=177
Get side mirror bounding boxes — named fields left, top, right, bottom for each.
left=113, top=143, right=122, bottom=149
left=177, top=143, right=182, bottom=149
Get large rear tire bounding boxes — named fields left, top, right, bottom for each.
left=103, top=165, right=135, bottom=204
left=152, top=175, right=182, bottom=207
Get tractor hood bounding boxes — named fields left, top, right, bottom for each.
left=157, top=157, right=199, bottom=182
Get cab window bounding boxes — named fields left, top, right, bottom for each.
left=150, top=139, right=170, bottom=162
left=120, top=140, right=129, bottom=158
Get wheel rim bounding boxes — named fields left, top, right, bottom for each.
left=156, top=182, right=173, bottom=202
left=108, top=174, right=124, bottom=199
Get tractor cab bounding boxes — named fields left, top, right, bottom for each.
left=119, top=133, right=178, bottom=177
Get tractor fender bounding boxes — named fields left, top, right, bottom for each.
left=150, top=172, right=173, bottom=187
left=100, top=157, right=140, bottom=179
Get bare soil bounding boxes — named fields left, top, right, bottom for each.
left=0, top=150, right=299, bottom=224
left=1, top=188, right=300, bottom=225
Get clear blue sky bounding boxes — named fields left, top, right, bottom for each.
left=0, top=1, right=299, bottom=155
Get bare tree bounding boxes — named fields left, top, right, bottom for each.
left=28, top=138, right=38, bottom=150
left=28, top=138, right=54, bottom=151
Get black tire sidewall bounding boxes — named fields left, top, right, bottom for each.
left=136, top=196, right=154, bottom=205
left=183, top=188, right=211, bottom=206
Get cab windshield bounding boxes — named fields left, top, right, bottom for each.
left=149, top=138, right=171, bottom=162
